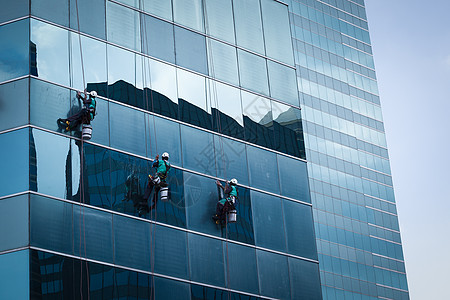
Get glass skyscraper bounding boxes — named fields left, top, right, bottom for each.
left=0, top=0, right=407, bottom=299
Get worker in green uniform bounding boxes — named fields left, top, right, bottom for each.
left=213, top=178, right=238, bottom=224
left=139, top=152, right=171, bottom=214
left=58, top=90, right=97, bottom=131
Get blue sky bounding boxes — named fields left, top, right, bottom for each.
left=365, top=1, right=450, bottom=299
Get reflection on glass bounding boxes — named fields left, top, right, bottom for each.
left=155, top=277, right=190, bottom=299
left=106, top=1, right=141, bottom=51
left=109, top=102, right=146, bottom=157
left=149, top=116, right=182, bottom=166
left=251, top=191, right=286, bottom=252
left=148, top=58, right=178, bottom=119
left=260, top=0, right=294, bottom=65
left=208, top=80, right=243, bottom=139
left=257, top=249, right=291, bottom=299
left=0, top=250, right=29, bottom=300
left=283, top=200, right=317, bottom=260
left=188, top=233, right=225, bottom=287
left=277, top=155, right=310, bottom=201
left=0, top=19, right=28, bottom=83
left=225, top=243, right=259, bottom=294
left=214, top=135, right=249, bottom=186
left=70, top=34, right=107, bottom=92
left=246, top=145, right=280, bottom=194
left=241, top=91, right=273, bottom=149
left=206, top=39, right=239, bottom=86
left=69, top=0, right=105, bottom=39
left=204, top=0, right=235, bottom=43
left=0, top=195, right=28, bottom=252
left=267, top=61, right=299, bottom=106
left=0, top=0, right=28, bottom=24
left=31, top=0, right=68, bottom=27
left=142, top=0, right=173, bottom=21
left=238, top=49, right=269, bottom=96
left=31, top=19, right=69, bottom=86
left=225, top=186, right=254, bottom=244
left=191, top=284, right=260, bottom=300
left=154, top=225, right=189, bottom=278
left=289, top=258, right=322, bottom=300
left=272, top=101, right=305, bottom=158
left=0, top=79, right=28, bottom=131
left=173, top=0, right=204, bottom=32
left=141, top=15, right=175, bottom=64
left=175, top=26, right=208, bottom=75
left=181, top=125, right=216, bottom=176
left=233, top=0, right=264, bottom=54
left=177, top=69, right=211, bottom=129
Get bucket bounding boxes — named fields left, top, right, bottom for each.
left=160, top=186, right=169, bottom=202
left=151, top=176, right=161, bottom=185
left=227, top=210, right=237, bottom=223
left=82, top=124, right=92, bottom=140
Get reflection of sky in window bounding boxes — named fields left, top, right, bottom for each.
left=0, top=19, right=28, bottom=82
left=177, top=69, right=208, bottom=112
left=149, top=59, right=178, bottom=103
left=31, top=19, right=69, bottom=86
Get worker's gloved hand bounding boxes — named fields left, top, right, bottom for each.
left=216, top=180, right=222, bottom=187
left=155, top=154, right=159, bottom=160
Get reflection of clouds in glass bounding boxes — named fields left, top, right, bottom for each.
left=149, top=60, right=178, bottom=103
left=71, top=140, right=80, bottom=196
left=107, top=44, right=135, bottom=86
left=177, top=69, right=208, bottom=111
left=31, top=19, right=69, bottom=86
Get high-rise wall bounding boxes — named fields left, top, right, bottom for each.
left=0, top=0, right=324, bottom=299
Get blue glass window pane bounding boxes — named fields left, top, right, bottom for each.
left=155, top=277, right=190, bottom=299
left=191, top=284, right=260, bottom=299
left=181, top=125, right=216, bottom=176
left=0, top=195, right=28, bottom=252
left=74, top=205, right=113, bottom=263
left=173, top=0, right=204, bottom=32
left=69, top=0, right=106, bottom=39
left=0, top=19, right=29, bottom=83
left=31, top=19, right=69, bottom=86
left=114, top=266, right=152, bottom=298
left=113, top=214, right=151, bottom=271
left=283, top=200, right=317, bottom=260
left=204, top=0, right=235, bottom=43
left=107, top=45, right=145, bottom=109
left=289, top=258, right=322, bottom=300
left=214, top=136, right=249, bottom=186
left=226, top=243, right=259, bottom=294
left=110, top=102, right=146, bottom=156
left=30, top=79, right=70, bottom=133
left=148, top=58, right=178, bottom=119
left=184, top=172, right=221, bottom=236
left=246, top=145, right=280, bottom=194
left=0, top=250, right=29, bottom=300
left=31, top=0, right=68, bottom=27
left=277, top=155, right=310, bottom=201
left=177, top=69, right=211, bottom=129
left=251, top=191, right=286, bottom=252
left=0, top=129, right=28, bottom=197
left=225, top=186, right=255, bottom=245
left=88, top=97, right=109, bottom=146
left=188, top=233, right=225, bottom=287
left=106, top=1, right=141, bottom=51
left=257, top=249, right=291, bottom=299
left=154, top=225, right=189, bottom=279
left=0, top=0, right=28, bottom=24
left=207, top=39, right=239, bottom=86
left=30, top=195, right=73, bottom=254
left=142, top=0, right=173, bottom=21
left=148, top=116, right=182, bottom=166
left=110, top=150, right=149, bottom=216
left=272, top=102, right=305, bottom=158
left=233, top=0, right=264, bottom=54
left=238, top=50, right=269, bottom=96
left=70, top=34, right=107, bottom=93
left=80, top=143, right=112, bottom=208
left=142, top=15, right=175, bottom=64
left=260, top=0, right=294, bottom=65
left=241, top=91, right=274, bottom=149
left=267, top=61, right=299, bottom=106
left=209, top=80, right=243, bottom=139
left=175, top=26, right=208, bottom=75
left=0, top=79, right=28, bottom=131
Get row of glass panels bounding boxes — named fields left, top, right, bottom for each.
left=0, top=248, right=322, bottom=300
left=0, top=128, right=315, bottom=260
left=0, top=195, right=321, bottom=299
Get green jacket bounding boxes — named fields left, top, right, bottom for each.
left=153, top=159, right=170, bottom=180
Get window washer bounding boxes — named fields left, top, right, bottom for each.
left=58, top=90, right=97, bottom=131
left=213, top=178, right=238, bottom=225
left=139, top=152, right=171, bottom=214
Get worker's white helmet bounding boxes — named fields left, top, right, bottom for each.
left=162, top=152, right=169, bottom=160
left=230, top=178, right=238, bottom=185
left=89, top=91, right=97, bottom=98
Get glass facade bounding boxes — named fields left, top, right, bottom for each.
left=0, top=0, right=408, bottom=299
